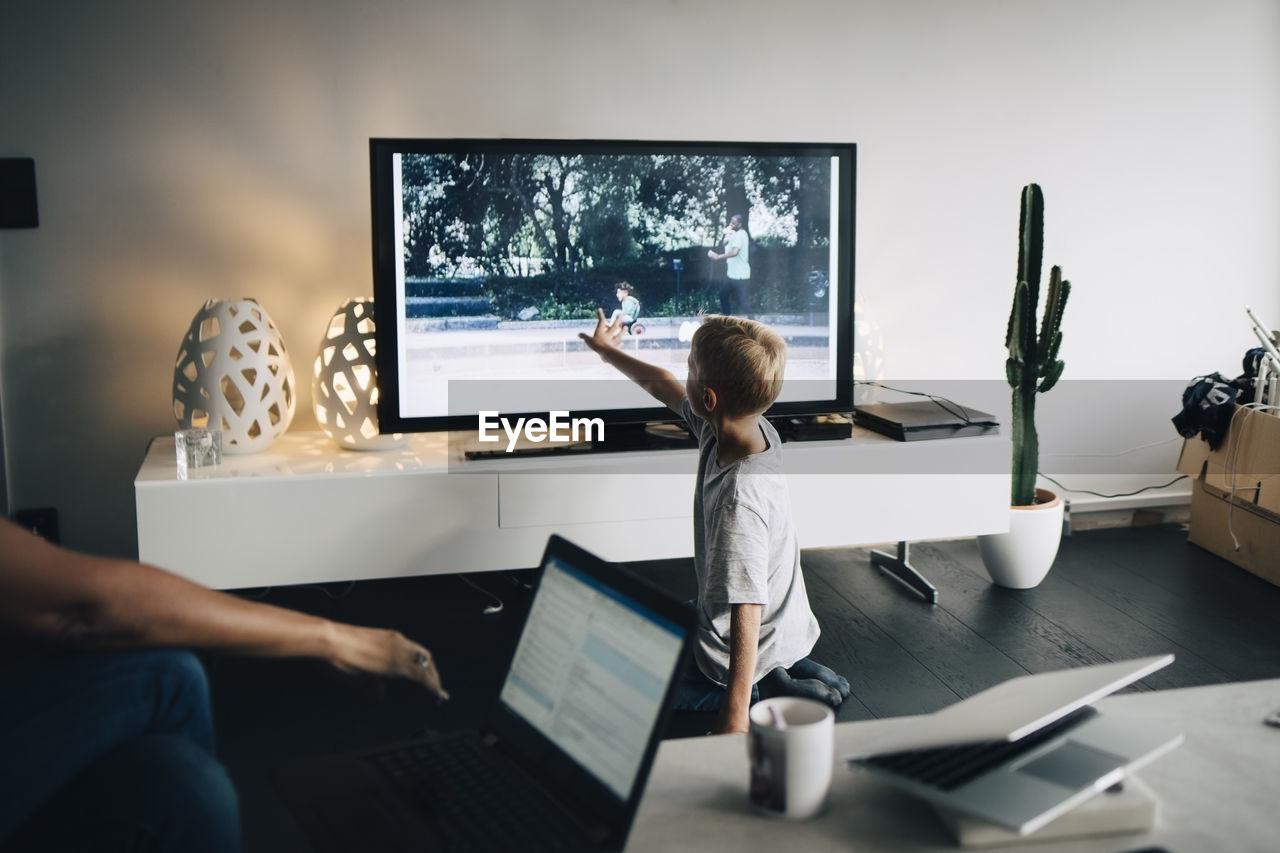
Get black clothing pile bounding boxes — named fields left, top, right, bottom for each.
left=1172, top=347, right=1268, bottom=450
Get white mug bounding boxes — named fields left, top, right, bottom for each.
left=747, top=697, right=835, bottom=819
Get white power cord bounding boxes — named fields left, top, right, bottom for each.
left=457, top=573, right=505, bottom=615
left=1040, top=436, right=1182, bottom=458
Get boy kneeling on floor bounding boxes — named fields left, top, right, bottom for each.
left=580, top=312, right=849, bottom=734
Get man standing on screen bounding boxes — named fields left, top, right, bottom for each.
left=707, top=214, right=752, bottom=318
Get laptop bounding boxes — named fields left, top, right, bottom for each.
left=845, top=655, right=1183, bottom=835
left=853, top=400, right=999, bottom=442
left=275, top=534, right=695, bottom=853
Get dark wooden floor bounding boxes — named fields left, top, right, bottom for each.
left=207, top=523, right=1280, bottom=851
left=630, top=523, right=1280, bottom=729
left=801, top=527, right=1280, bottom=719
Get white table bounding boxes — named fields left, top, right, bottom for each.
left=629, top=679, right=1280, bottom=852
left=135, top=427, right=1009, bottom=589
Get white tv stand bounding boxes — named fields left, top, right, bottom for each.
left=135, top=427, right=1010, bottom=590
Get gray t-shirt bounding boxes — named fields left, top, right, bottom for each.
left=679, top=396, right=820, bottom=686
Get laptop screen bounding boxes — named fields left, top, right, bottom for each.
left=498, top=553, right=687, bottom=799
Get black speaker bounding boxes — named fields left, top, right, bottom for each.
left=0, top=158, right=39, bottom=228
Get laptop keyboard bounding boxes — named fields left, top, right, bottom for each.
left=858, top=706, right=1097, bottom=791
left=368, top=733, right=591, bottom=852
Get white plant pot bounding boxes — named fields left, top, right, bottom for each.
left=977, top=488, right=1064, bottom=589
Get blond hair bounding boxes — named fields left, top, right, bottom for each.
left=690, top=315, right=787, bottom=416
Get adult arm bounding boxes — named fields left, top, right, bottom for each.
left=713, top=602, right=761, bottom=735
left=0, top=519, right=448, bottom=701
left=578, top=308, right=685, bottom=412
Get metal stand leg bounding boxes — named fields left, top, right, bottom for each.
left=870, top=541, right=938, bottom=604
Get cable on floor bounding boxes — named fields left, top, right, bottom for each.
left=1037, top=473, right=1188, bottom=499
left=457, top=573, right=504, bottom=615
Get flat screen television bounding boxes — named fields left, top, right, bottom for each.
left=370, top=137, right=855, bottom=444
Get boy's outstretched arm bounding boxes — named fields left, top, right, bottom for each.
left=713, top=602, right=762, bottom=735
left=578, top=309, right=685, bottom=412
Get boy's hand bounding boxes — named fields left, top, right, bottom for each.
left=578, top=308, right=625, bottom=352
left=575, top=306, right=686, bottom=412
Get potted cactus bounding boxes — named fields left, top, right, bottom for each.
left=978, top=183, right=1072, bottom=588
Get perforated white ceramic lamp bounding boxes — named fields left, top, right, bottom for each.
left=312, top=298, right=404, bottom=450
left=173, top=298, right=297, bottom=454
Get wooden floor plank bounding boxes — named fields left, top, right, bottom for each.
left=1064, top=524, right=1280, bottom=630
left=804, top=548, right=1028, bottom=702
left=800, top=556, right=962, bottom=719
left=621, top=557, right=699, bottom=601
left=937, top=542, right=1233, bottom=691
left=905, top=540, right=1123, bottom=678
left=1050, top=542, right=1280, bottom=682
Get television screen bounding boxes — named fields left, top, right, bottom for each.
left=370, top=138, right=855, bottom=439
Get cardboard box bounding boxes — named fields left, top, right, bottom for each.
left=1176, top=405, right=1280, bottom=585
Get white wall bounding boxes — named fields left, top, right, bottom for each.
left=2, top=0, right=1277, bottom=556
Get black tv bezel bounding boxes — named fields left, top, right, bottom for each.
left=370, top=137, right=856, bottom=436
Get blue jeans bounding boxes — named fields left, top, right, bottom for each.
left=671, top=664, right=760, bottom=712
left=0, top=648, right=241, bottom=852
